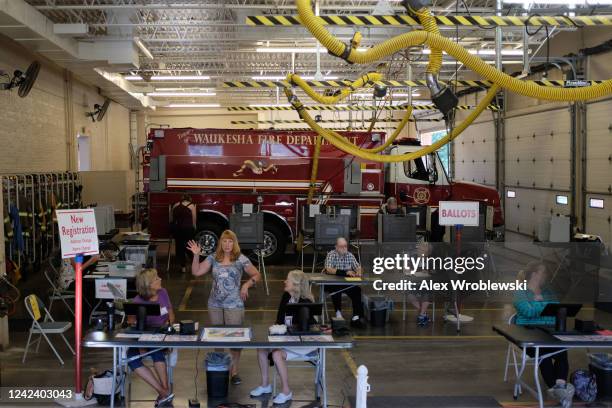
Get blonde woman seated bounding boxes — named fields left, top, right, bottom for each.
left=250, top=270, right=316, bottom=405
left=127, top=269, right=175, bottom=407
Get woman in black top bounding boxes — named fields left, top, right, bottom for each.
left=250, top=270, right=315, bottom=405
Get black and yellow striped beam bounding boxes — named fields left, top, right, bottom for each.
left=223, top=79, right=604, bottom=89
left=231, top=118, right=444, bottom=125
left=227, top=104, right=501, bottom=112
left=258, top=126, right=392, bottom=131
left=246, top=14, right=612, bottom=27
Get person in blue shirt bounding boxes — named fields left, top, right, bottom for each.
left=513, top=261, right=574, bottom=408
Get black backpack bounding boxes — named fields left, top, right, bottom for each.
left=172, top=202, right=193, bottom=230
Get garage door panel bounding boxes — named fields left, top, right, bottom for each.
left=505, top=188, right=571, bottom=237
left=454, top=121, right=495, bottom=186
left=585, top=195, right=612, bottom=250
left=586, top=100, right=612, bottom=192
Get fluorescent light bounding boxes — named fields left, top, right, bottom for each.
left=589, top=198, right=605, bottom=209
left=166, top=103, right=220, bottom=108
left=352, top=92, right=419, bottom=98
left=134, top=37, right=154, bottom=60
left=251, top=75, right=339, bottom=81
left=556, top=195, right=568, bottom=205
left=125, top=75, right=211, bottom=81
left=249, top=103, right=292, bottom=107
left=154, top=87, right=210, bottom=91
left=148, top=92, right=216, bottom=97
left=421, top=49, right=527, bottom=56
left=256, top=47, right=368, bottom=53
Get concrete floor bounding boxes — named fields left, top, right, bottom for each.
left=2, top=246, right=612, bottom=408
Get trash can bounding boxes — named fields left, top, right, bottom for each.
left=589, top=353, right=612, bottom=398
left=365, top=295, right=391, bottom=327
left=205, top=352, right=231, bottom=398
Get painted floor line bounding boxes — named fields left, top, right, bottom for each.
left=341, top=349, right=358, bottom=378
left=178, top=283, right=194, bottom=312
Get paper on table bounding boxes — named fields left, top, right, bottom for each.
left=555, top=334, right=612, bottom=342
left=268, top=336, right=301, bottom=342
left=138, top=334, right=166, bottom=342
left=300, top=335, right=334, bottom=342
left=84, top=275, right=104, bottom=279
left=345, top=277, right=362, bottom=282
left=201, top=327, right=251, bottom=342
left=596, top=330, right=612, bottom=336
left=165, top=335, right=198, bottom=342
left=115, top=333, right=141, bottom=339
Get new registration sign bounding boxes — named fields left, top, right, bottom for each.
left=56, top=209, right=99, bottom=258
left=438, top=201, right=480, bottom=226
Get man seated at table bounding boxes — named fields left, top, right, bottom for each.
left=127, top=268, right=175, bottom=407
left=323, top=237, right=365, bottom=328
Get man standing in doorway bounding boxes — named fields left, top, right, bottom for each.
left=171, top=194, right=196, bottom=273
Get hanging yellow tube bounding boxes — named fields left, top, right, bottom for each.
left=286, top=84, right=500, bottom=162
left=295, top=0, right=612, bottom=101
left=287, top=72, right=383, bottom=105
left=307, top=134, right=322, bottom=204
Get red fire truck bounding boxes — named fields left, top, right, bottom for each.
left=144, top=128, right=503, bottom=263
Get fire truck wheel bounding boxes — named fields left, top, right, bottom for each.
left=194, top=221, right=224, bottom=257
left=255, top=223, right=286, bottom=264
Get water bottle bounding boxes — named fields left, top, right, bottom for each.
left=106, top=301, right=115, bottom=332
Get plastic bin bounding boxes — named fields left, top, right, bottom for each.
left=364, top=295, right=392, bottom=327
left=123, top=246, right=149, bottom=266
left=589, top=353, right=612, bottom=398
left=205, top=352, right=231, bottom=398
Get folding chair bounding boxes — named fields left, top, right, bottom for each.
left=44, top=264, right=75, bottom=316
left=122, top=348, right=178, bottom=402
left=272, top=350, right=322, bottom=400
left=22, top=294, right=75, bottom=365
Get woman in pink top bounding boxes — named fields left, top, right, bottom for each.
left=127, top=269, right=175, bottom=407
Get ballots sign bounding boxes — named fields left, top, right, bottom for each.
left=438, top=201, right=480, bottom=226
left=56, top=209, right=99, bottom=258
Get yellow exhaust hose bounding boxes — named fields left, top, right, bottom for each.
left=413, top=7, right=443, bottom=76
left=295, top=0, right=612, bottom=101
left=286, top=84, right=500, bottom=162
left=287, top=72, right=383, bottom=105
left=307, top=134, right=322, bottom=204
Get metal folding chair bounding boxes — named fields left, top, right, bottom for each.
left=272, top=350, right=322, bottom=400
left=44, top=263, right=75, bottom=316
left=22, top=294, right=75, bottom=365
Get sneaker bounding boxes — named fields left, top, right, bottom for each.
left=335, top=310, right=343, bottom=319
left=231, top=374, right=242, bottom=385
left=250, top=384, right=272, bottom=397
left=548, top=383, right=574, bottom=408
left=155, top=392, right=174, bottom=407
left=272, top=391, right=293, bottom=405
left=417, top=314, right=430, bottom=327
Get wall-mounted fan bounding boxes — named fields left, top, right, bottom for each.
left=0, top=61, right=41, bottom=97
left=86, top=98, right=111, bottom=122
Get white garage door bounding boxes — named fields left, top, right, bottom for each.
left=585, top=99, right=612, bottom=248
left=504, top=108, right=572, bottom=237
left=453, top=120, right=496, bottom=187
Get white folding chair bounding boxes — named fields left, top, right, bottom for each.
left=45, top=262, right=75, bottom=316
left=272, top=350, right=322, bottom=400
left=503, top=313, right=535, bottom=393
left=22, top=294, right=75, bottom=365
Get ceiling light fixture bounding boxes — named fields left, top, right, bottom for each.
left=166, top=103, right=220, bottom=108
left=148, top=92, right=216, bottom=97
left=125, top=75, right=211, bottom=81
left=249, top=103, right=293, bottom=107
left=134, top=37, right=154, bottom=60
left=251, top=75, right=339, bottom=80
left=256, top=47, right=368, bottom=53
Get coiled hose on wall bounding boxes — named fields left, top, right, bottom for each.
left=295, top=0, right=612, bottom=101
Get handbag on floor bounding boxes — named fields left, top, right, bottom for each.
left=571, top=369, right=597, bottom=403
left=84, top=369, right=123, bottom=406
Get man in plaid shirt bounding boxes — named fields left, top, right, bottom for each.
left=324, top=237, right=365, bottom=327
